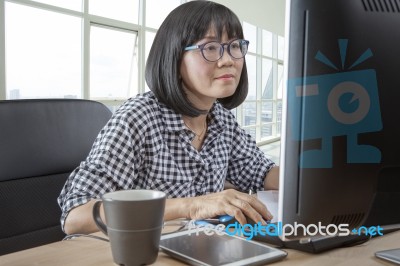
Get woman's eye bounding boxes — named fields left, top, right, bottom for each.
left=204, top=44, right=219, bottom=51
left=231, top=43, right=240, bottom=50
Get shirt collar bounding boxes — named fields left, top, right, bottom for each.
left=207, top=101, right=227, bottom=134
left=158, top=101, right=186, bottom=132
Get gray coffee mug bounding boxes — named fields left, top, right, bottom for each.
left=93, top=189, right=166, bottom=266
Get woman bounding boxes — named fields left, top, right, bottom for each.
left=58, top=0, right=279, bottom=235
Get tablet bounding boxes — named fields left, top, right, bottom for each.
left=159, top=227, right=287, bottom=266
left=375, top=248, right=400, bottom=265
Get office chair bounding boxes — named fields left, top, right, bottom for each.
left=0, top=99, right=112, bottom=255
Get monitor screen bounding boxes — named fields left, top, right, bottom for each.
left=279, top=0, right=400, bottom=240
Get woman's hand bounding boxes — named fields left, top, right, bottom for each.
left=186, top=189, right=273, bottom=225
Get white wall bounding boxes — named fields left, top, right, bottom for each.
left=213, top=0, right=286, bottom=36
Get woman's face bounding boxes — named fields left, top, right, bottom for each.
left=180, top=30, right=244, bottom=110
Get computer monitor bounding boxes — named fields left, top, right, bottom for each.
left=279, top=0, right=400, bottom=239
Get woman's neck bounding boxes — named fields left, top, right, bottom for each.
left=182, top=115, right=208, bottom=150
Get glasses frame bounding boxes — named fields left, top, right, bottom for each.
left=184, top=39, right=250, bottom=62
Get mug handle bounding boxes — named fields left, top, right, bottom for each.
left=93, top=200, right=108, bottom=235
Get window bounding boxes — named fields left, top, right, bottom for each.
left=2, top=0, right=174, bottom=105
left=145, top=0, right=181, bottom=29
left=262, top=58, right=273, bottom=100
left=33, top=0, right=82, bottom=11
left=262, top=29, right=273, bottom=58
left=246, top=55, right=257, bottom=100
left=5, top=2, right=81, bottom=99
left=241, top=21, right=284, bottom=143
left=90, top=25, right=138, bottom=100
left=1, top=0, right=283, bottom=144
left=243, top=22, right=257, bottom=54
left=89, top=0, right=139, bottom=24
left=144, top=31, right=156, bottom=92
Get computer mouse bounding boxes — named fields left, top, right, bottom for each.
left=220, top=215, right=270, bottom=226
left=196, top=215, right=270, bottom=226
left=218, top=215, right=235, bottom=224
left=246, top=216, right=270, bottom=225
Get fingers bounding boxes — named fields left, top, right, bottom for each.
left=187, top=189, right=273, bottom=225
left=228, top=192, right=273, bottom=225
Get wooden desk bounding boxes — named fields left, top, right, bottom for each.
left=1, top=230, right=399, bottom=265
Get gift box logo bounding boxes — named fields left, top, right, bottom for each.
left=288, top=39, right=382, bottom=168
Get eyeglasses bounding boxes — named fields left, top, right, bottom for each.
left=184, top=39, right=249, bottom=62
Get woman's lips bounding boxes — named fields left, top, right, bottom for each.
left=216, top=74, right=234, bottom=79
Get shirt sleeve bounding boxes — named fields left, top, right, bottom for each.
left=57, top=105, right=145, bottom=231
left=225, top=122, right=276, bottom=193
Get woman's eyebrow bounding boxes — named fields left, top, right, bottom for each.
left=200, top=35, right=218, bottom=41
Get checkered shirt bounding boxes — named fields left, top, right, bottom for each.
left=57, top=91, right=275, bottom=229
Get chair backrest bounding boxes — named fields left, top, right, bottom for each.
left=0, top=99, right=112, bottom=255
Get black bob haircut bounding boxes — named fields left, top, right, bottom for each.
left=145, top=1, right=248, bottom=117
